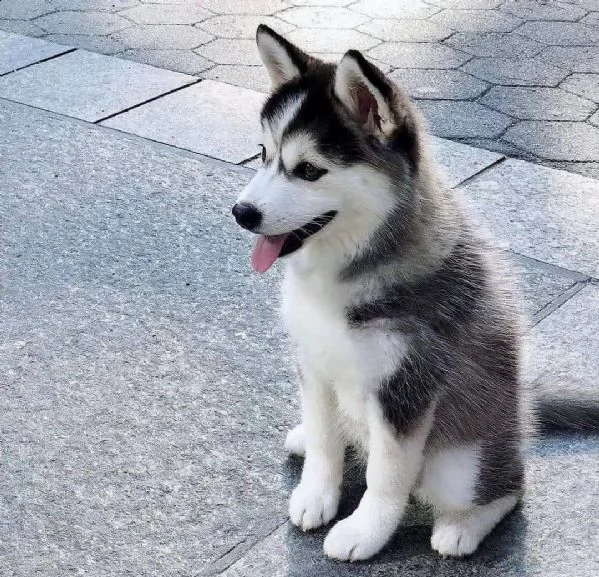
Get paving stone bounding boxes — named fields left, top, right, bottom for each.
left=119, top=49, right=213, bottom=75
left=53, top=0, right=141, bottom=9
left=544, top=161, right=599, bottom=181
left=350, top=0, right=441, bottom=19
left=42, top=34, right=126, bottom=55
left=277, top=6, right=368, bottom=28
left=219, top=429, right=599, bottom=577
left=193, top=0, right=290, bottom=15
left=429, top=135, right=502, bottom=188
left=368, top=42, right=470, bottom=69
left=0, top=50, right=194, bottom=122
left=590, top=109, right=599, bottom=127
left=445, top=32, right=542, bottom=58
left=417, top=100, right=513, bottom=139
left=202, top=64, right=270, bottom=93
left=501, top=0, right=587, bottom=21
left=460, top=136, right=530, bottom=158
left=0, top=19, right=46, bottom=38
left=357, top=18, right=453, bottom=42
left=0, top=0, right=55, bottom=20
left=504, top=121, right=599, bottom=162
left=515, top=20, right=599, bottom=46
left=389, top=68, right=488, bottom=100
left=539, top=46, right=599, bottom=73
left=463, top=57, right=568, bottom=87
left=0, top=31, right=72, bottom=76
left=525, top=285, right=599, bottom=384
left=560, top=73, right=599, bottom=103
left=580, top=11, right=599, bottom=26
left=0, top=98, right=294, bottom=576
left=286, top=28, right=379, bottom=53
left=427, top=0, right=504, bottom=7
left=461, top=159, right=599, bottom=277
left=288, top=0, right=352, bottom=4
left=103, top=80, right=265, bottom=163
left=431, top=8, right=523, bottom=33
left=111, top=24, right=213, bottom=50
left=198, top=15, right=294, bottom=39
left=195, top=39, right=262, bottom=66
left=33, top=11, right=131, bottom=35
left=481, top=86, right=597, bottom=121
left=119, top=4, right=211, bottom=25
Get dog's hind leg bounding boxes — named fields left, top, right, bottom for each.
left=285, top=423, right=305, bottom=457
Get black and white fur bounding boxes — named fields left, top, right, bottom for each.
left=233, top=25, right=598, bottom=562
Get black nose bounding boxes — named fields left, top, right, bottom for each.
left=232, top=202, right=262, bottom=231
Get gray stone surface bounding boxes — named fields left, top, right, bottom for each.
left=119, top=3, right=212, bottom=25
left=515, top=20, right=599, bottom=46
left=504, top=121, right=599, bottom=161
left=431, top=8, right=523, bottom=33
left=590, top=109, right=599, bottom=128
left=463, top=57, right=568, bottom=87
left=277, top=6, right=368, bottom=28
left=418, top=100, right=513, bottom=139
left=445, top=32, right=542, bottom=58
left=119, top=48, right=213, bottom=75
left=0, top=31, right=72, bottom=76
left=111, top=24, right=213, bottom=50
left=198, top=15, right=294, bottom=39
left=0, top=0, right=54, bottom=20
left=203, top=64, right=270, bottom=93
left=429, top=136, right=501, bottom=188
left=0, top=49, right=194, bottom=123
left=196, top=39, right=263, bottom=66
left=196, top=0, right=290, bottom=15
left=219, top=434, right=599, bottom=577
left=33, top=10, right=131, bottom=35
left=481, top=86, right=597, bottom=121
left=103, top=80, right=265, bottom=163
left=539, top=46, right=599, bottom=74
left=286, top=28, right=379, bottom=52
left=389, top=69, right=488, bottom=100
left=461, top=159, right=599, bottom=277
left=357, top=18, right=452, bottom=42
left=0, top=98, right=294, bottom=576
left=501, top=0, right=588, bottom=21
left=43, top=34, right=126, bottom=56
left=53, top=0, right=141, bottom=9
left=368, top=43, right=471, bottom=69
left=351, top=0, right=440, bottom=19
left=525, top=284, right=599, bottom=385
left=560, top=73, right=599, bottom=103
left=0, top=19, right=46, bottom=37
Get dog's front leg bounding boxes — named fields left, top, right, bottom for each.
left=323, top=400, right=432, bottom=561
left=289, top=368, right=344, bottom=531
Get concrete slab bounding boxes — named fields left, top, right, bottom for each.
left=460, top=159, right=599, bottom=277
left=103, top=80, right=265, bottom=163
left=525, top=284, right=599, bottom=385
left=0, top=99, right=292, bottom=576
left=0, top=30, right=72, bottom=76
left=0, top=49, right=195, bottom=122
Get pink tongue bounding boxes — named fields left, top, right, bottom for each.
left=251, top=234, right=289, bottom=273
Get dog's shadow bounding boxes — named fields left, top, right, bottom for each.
left=280, top=453, right=528, bottom=577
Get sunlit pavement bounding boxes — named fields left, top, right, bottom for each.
left=1, top=5, right=598, bottom=577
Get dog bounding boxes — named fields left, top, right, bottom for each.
left=232, top=24, right=598, bottom=561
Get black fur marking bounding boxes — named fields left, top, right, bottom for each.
left=347, top=242, right=486, bottom=337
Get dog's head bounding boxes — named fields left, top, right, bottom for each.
left=234, top=25, right=423, bottom=273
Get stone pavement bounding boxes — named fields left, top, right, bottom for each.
left=1, top=32, right=598, bottom=577
left=1, top=0, right=599, bottom=179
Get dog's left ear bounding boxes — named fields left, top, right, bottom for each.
left=335, top=50, right=420, bottom=165
left=256, top=24, right=309, bottom=89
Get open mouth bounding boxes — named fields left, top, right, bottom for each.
left=251, top=210, right=337, bottom=273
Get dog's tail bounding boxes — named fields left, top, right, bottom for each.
left=534, top=382, right=599, bottom=433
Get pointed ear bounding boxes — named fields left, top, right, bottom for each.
left=335, top=50, right=420, bottom=166
left=256, top=24, right=308, bottom=89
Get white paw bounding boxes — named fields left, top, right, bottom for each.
left=284, top=424, right=305, bottom=457
left=431, top=522, right=479, bottom=557
left=289, top=481, right=340, bottom=531
left=323, top=513, right=389, bottom=562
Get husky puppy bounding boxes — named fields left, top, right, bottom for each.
left=232, top=25, right=589, bottom=561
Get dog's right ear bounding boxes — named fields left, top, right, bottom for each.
left=256, top=24, right=308, bottom=89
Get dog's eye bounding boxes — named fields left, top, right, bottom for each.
left=259, top=145, right=266, bottom=163
left=295, top=162, right=326, bottom=182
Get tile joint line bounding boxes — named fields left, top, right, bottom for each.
left=0, top=47, right=77, bottom=78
